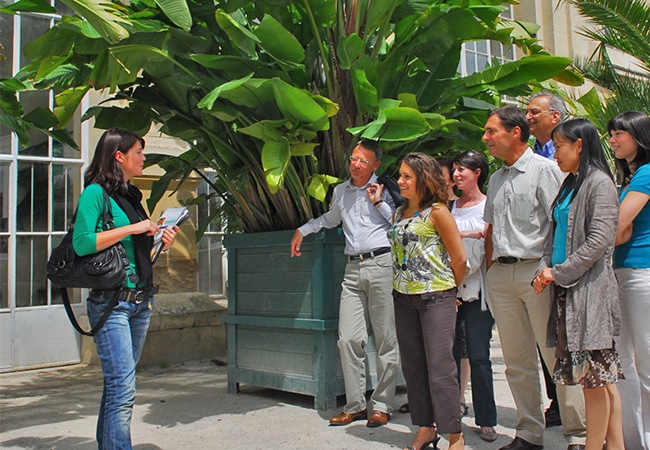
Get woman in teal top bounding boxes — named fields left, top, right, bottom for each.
left=73, top=129, right=178, bottom=450
left=534, top=119, right=623, bottom=450
left=388, top=153, right=466, bottom=450
left=608, top=111, right=650, bottom=450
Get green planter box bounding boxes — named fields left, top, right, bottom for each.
left=223, top=228, right=353, bottom=410
left=224, top=228, right=394, bottom=409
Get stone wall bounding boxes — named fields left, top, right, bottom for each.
left=81, top=293, right=227, bottom=368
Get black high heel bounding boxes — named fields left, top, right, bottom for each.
left=429, top=435, right=441, bottom=450
left=404, top=434, right=440, bottom=450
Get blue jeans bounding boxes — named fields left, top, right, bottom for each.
left=453, top=298, right=497, bottom=427
left=87, top=293, right=153, bottom=450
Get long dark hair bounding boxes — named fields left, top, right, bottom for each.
left=400, top=152, right=448, bottom=210
left=84, top=128, right=145, bottom=195
left=551, top=118, right=613, bottom=205
left=607, top=111, right=650, bottom=186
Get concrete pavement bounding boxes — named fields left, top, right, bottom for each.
left=0, top=335, right=570, bottom=449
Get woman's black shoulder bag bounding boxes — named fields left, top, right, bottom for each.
left=47, top=188, right=130, bottom=336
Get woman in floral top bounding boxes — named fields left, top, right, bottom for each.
left=388, top=153, right=467, bottom=450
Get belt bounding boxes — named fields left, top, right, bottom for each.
left=348, top=247, right=390, bottom=261
left=92, top=286, right=159, bottom=304
left=496, top=256, right=523, bottom=265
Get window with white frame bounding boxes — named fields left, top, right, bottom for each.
left=0, top=2, right=84, bottom=309
left=458, top=5, right=515, bottom=77
left=196, top=171, right=227, bottom=297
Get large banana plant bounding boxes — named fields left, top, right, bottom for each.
left=1, top=0, right=581, bottom=233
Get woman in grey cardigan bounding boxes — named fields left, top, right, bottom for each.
left=532, top=118, right=624, bottom=450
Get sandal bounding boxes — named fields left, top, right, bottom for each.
left=404, top=436, right=440, bottom=450
left=404, top=429, right=440, bottom=450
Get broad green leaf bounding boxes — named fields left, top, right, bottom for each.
left=378, top=98, right=402, bottom=110
left=365, top=0, right=399, bottom=34
left=89, top=45, right=171, bottom=91
left=350, top=114, right=386, bottom=139
left=377, top=107, right=431, bottom=142
left=351, top=68, right=379, bottom=116
left=198, top=73, right=256, bottom=109
left=91, top=105, right=152, bottom=135
left=190, top=54, right=279, bottom=79
left=24, top=28, right=76, bottom=61
left=60, top=0, right=131, bottom=44
left=53, top=86, right=90, bottom=127
left=458, top=55, right=573, bottom=91
left=553, top=68, right=584, bottom=87
left=499, top=19, right=541, bottom=41
left=307, top=174, right=341, bottom=201
left=337, top=34, right=365, bottom=70
left=0, top=0, right=55, bottom=14
left=577, top=87, right=604, bottom=117
left=290, top=142, right=318, bottom=156
left=311, top=95, right=339, bottom=117
left=33, top=61, right=92, bottom=88
left=238, top=120, right=291, bottom=140
left=397, top=93, right=419, bottom=110
left=153, top=0, right=191, bottom=31
left=23, top=106, right=58, bottom=128
left=461, top=96, right=498, bottom=110
left=215, top=9, right=259, bottom=58
left=0, top=87, right=23, bottom=116
left=470, top=5, right=507, bottom=27
left=418, top=8, right=486, bottom=72
left=254, top=14, right=305, bottom=65
left=270, top=79, right=329, bottom=129
left=262, top=138, right=290, bottom=193
left=421, top=112, right=446, bottom=130
left=0, top=114, right=30, bottom=145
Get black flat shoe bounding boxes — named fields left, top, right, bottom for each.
left=399, top=403, right=410, bottom=413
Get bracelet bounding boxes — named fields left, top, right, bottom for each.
left=373, top=200, right=383, bottom=207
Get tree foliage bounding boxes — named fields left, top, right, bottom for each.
left=569, top=0, right=650, bottom=132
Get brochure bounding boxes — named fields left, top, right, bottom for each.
left=150, top=207, right=190, bottom=263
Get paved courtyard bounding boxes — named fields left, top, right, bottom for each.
left=0, top=333, right=569, bottom=449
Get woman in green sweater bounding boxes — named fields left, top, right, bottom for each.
left=73, top=129, right=178, bottom=449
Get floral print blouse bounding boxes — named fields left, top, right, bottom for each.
left=388, top=204, right=456, bottom=294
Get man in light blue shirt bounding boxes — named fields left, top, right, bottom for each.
left=526, top=91, right=566, bottom=160
left=290, top=140, right=399, bottom=428
left=526, top=90, right=568, bottom=429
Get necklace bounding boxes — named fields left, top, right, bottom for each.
left=393, top=210, right=419, bottom=271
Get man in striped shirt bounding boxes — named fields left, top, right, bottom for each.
left=482, top=106, right=586, bottom=450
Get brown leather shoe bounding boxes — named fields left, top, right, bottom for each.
left=329, top=409, right=367, bottom=426
left=366, top=410, right=390, bottom=427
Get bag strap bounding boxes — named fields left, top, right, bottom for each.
left=69, top=186, right=115, bottom=231
left=61, top=188, right=117, bottom=336
left=100, top=188, right=116, bottom=230
left=59, top=287, right=119, bottom=337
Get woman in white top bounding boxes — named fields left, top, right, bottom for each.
left=450, top=150, right=498, bottom=442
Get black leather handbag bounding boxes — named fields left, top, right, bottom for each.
left=47, top=188, right=130, bottom=336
